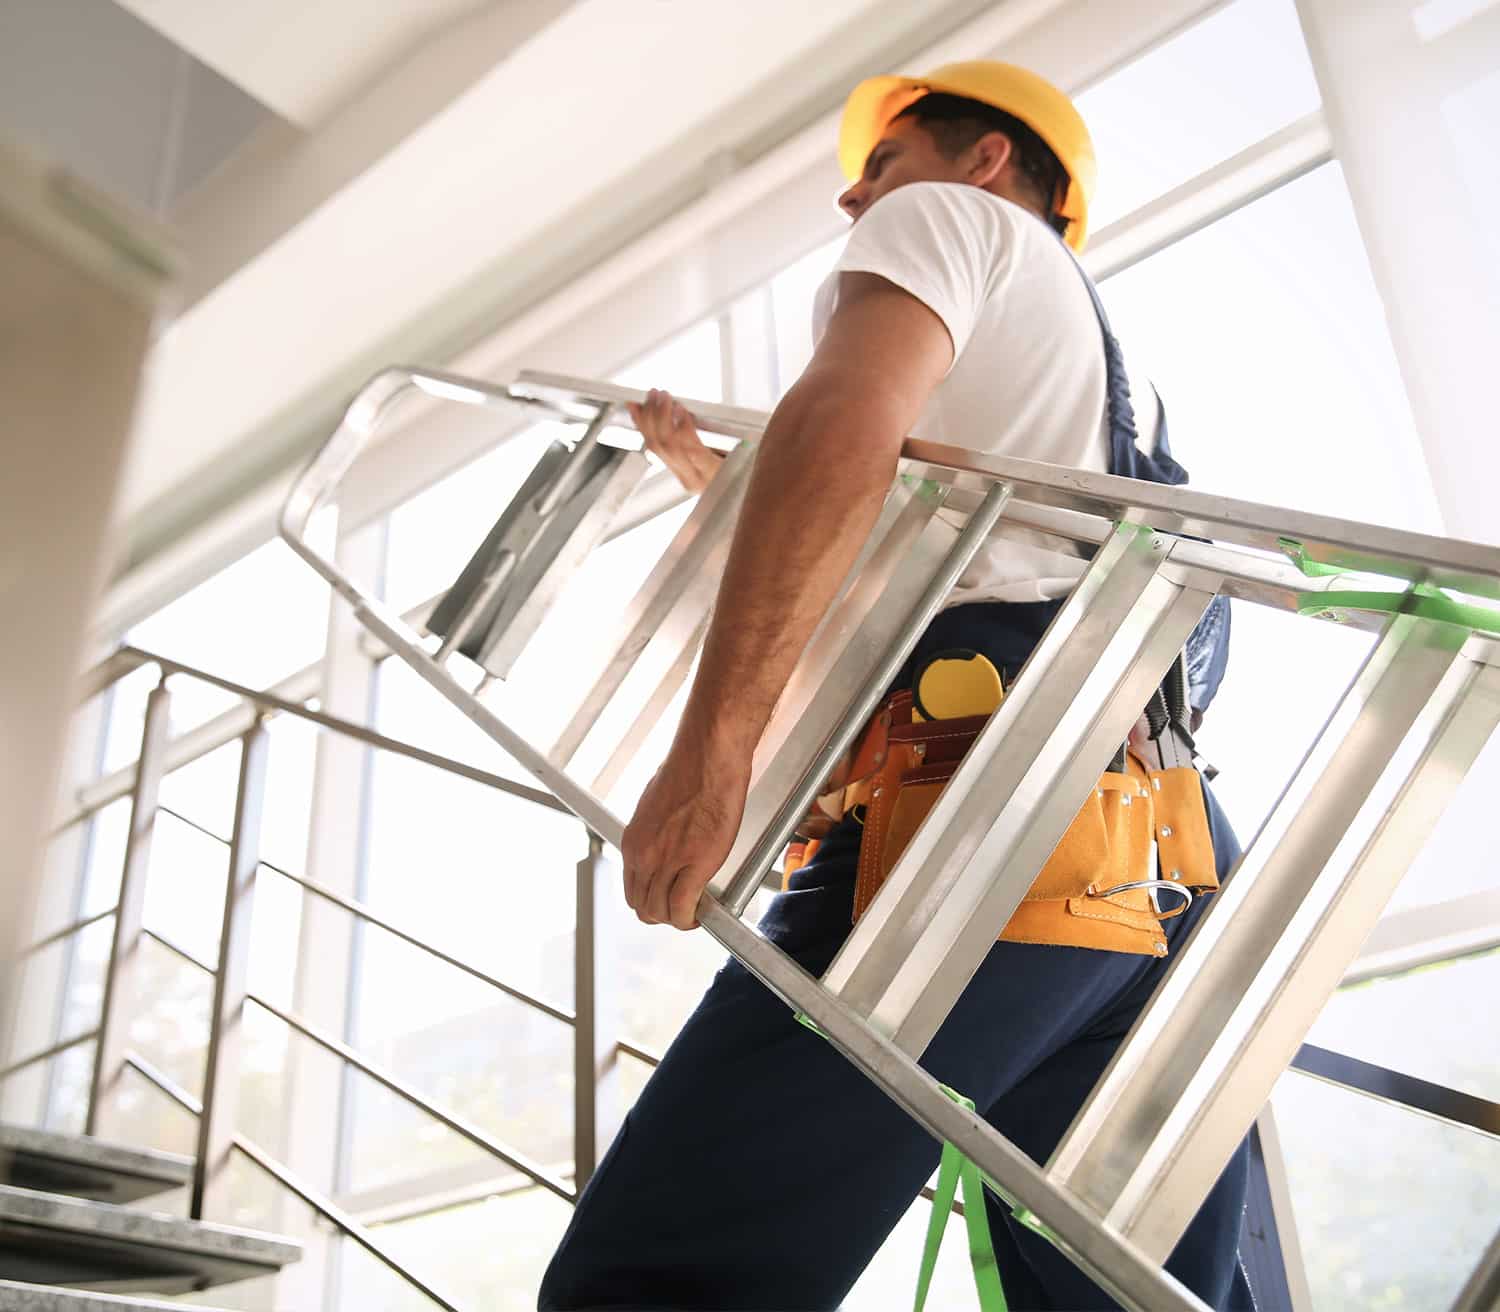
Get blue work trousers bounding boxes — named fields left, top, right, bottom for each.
left=539, top=604, right=1254, bottom=1311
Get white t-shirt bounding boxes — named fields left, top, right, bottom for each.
left=812, top=181, right=1155, bottom=606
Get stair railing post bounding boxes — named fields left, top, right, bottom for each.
left=192, top=715, right=270, bottom=1219
left=87, top=676, right=173, bottom=1138
left=573, top=827, right=620, bottom=1191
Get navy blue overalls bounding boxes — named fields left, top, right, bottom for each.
left=539, top=252, right=1253, bottom=1312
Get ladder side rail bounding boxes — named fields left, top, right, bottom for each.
left=824, top=521, right=1167, bottom=1006
left=570, top=463, right=923, bottom=802
left=826, top=530, right=1213, bottom=1055
left=1047, top=625, right=1500, bottom=1263
left=1451, top=1217, right=1500, bottom=1312
left=515, top=370, right=1500, bottom=598
left=927, top=482, right=1416, bottom=637
left=742, top=480, right=935, bottom=786
left=590, top=613, right=710, bottom=799
left=713, top=482, right=1013, bottom=913
left=694, top=900, right=1213, bottom=1312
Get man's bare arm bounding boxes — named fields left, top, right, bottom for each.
left=622, top=272, right=955, bottom=928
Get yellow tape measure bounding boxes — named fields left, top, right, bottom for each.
left=912, top=649, right=1005, bottom=722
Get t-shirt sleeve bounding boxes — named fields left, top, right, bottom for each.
left=832, top=183, right=1009, bottom=365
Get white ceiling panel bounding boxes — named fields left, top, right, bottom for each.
left=113, top=0, right=492, bottom=125
left=120, top=0, right=981, bottom=543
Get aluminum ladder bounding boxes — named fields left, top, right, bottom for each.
left=281, top=365, right=1500, bottom=1312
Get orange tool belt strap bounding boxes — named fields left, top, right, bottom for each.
left=785, top=690, right=1219, bottom=957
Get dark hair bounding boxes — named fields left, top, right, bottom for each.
left=894, top=92, right=1069, bottom=236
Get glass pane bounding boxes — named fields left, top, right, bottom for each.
left=343, top=925, right=575, bottom=1196
left=1100, top=163, right=1445, bottom=840
left=1101, top=163, right=1439, bottom=530
left=124, top=935, right=213, bottom=1106
left=771, top=235, right=846, bottom=389
left=106, top=1052, right=200, bottom=1158
left=1273, top=1069, right=1500, bottom=1309
left=845, top=1188, right=978, bottom=1310
left=340, top=1187, right=574, bottom=1312
left=1307, top=951, right=1500, bottom=1098
left=112, top=534, right=335, bottom=743
left=1441, top=68, right=1500, bottom=314
left=80, top=797, right=130, bottom=917
left=1079, top=0, right=1322, bottom=230
left=383, top=423, right=560, bottom=617
left=40, top=1038, right=95, bottom=1137
left=365, top=682, right=584, bottom=1007
left=611, top=316, right=724, bottom=401
left=56, top=915, right=115, bottom=1043
left=1387, top=724, right=1500, bottom=912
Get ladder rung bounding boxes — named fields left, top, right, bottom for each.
left=475, top=449, right=649, bottom=677
left=711, top=479, right=989, bottom=912
left=822, top=525, right=1212, bottom=1056
left=1046, top=622, right=1500, bottom=1264
left=591, top=612, right=708, bottom=799
left=549, top=442, right=756, bottom=768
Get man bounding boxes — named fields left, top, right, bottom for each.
left=539, top=62, right=1251, bottom=1311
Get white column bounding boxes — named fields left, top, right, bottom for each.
left=274, top=520, right=385, bottom=1309
left=1295, top=0, right=1500, bottom=545
left=0, top=141, right=171, bottom=1078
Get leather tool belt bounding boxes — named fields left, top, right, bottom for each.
left=786, top=689, right=1220, bottom=957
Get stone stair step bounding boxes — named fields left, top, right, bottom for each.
left=0, top=1186, right=299, bottom=1295
left=0, top=1127, right=191, bottom=1206
left=0, top=1277, right=249, bottom=1310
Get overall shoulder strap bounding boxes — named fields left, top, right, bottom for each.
left=1067, top=250, right=1190, bottom=487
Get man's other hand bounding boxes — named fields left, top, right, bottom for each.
left=627, top=388, right=724, bottom=494
left=621, top=736, right=750, bottom=931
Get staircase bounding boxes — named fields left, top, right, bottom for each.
left=0, top=1124, right=299, bottom=1310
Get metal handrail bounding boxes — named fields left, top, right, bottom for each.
left=125, top=1050, right=203, bottom=1117
left=0, top=1029, right=98, bottom=1080
left=63, top=470, right=692, bottom=827
left=232, top=1132, right=465, bottom=1312
left=158, top=804, right=232, bottom=848
left=246, top=991, right=575, bottom=1203
left=17, top=907, right=116, bottom=957
left=152, top=801, right=576, bottom=1026
left=56, top=645, right=569, bottom=836
left=142, top=925, right=214, bottom=976
left=1290, top=1043, right=1500, bottom=1138
left=258, top=857, right=575, bottom=1027
left=617, top=1037, right=663, bottom=1068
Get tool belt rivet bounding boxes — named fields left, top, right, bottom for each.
left=1121, top=795, right=1132, bottom=807
left=1169, top=870, right=1181, bottom=881
left=1161, top=825, right=1173, bottom=838
left=1153, top=941, right=1168, bottom=956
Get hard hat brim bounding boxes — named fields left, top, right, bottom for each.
left=837, top=69, right=1092, bottom=252
left=837, top=74, right=930, bottom=184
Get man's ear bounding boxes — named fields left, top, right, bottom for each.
left=966, top=130, right=1014, bottom=188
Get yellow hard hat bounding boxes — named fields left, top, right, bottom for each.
left=837, top=60, right=1097, bottom=251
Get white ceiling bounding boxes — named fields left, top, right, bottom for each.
left=112, top=0, right=494, bottom=125
left=111, top=0, right=1029, bottom=570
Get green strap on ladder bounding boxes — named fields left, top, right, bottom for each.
left=794, top=1012, right=1066, bottom=1312
left=1278, top=537, right=1500, bottom=635
left=915, top=1083, right=1008, bottom=1312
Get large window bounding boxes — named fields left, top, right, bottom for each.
left=1100, top=161, right=1444, bottom=839
left=24, top=3, right=1498, bottom=1308
left=340, top=317, right=734, bottom=1249
left=1078, top=0, right=1322, bottom=230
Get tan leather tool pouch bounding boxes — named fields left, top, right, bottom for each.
left=850, top=696, right=1218, bottom=956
